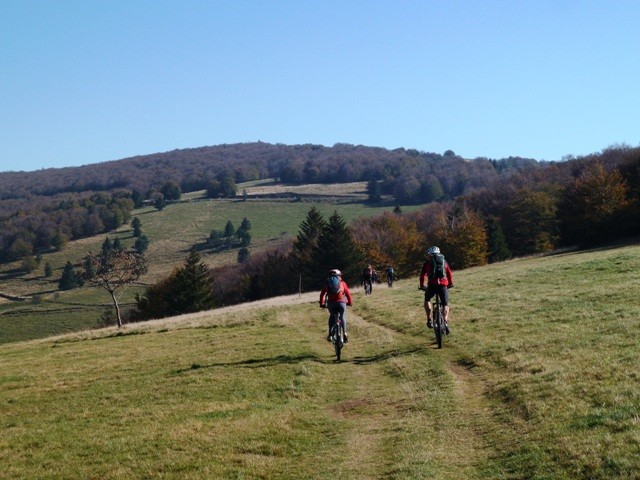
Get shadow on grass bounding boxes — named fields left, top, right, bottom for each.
left=175, top=353, right=326, bottom=373
left=352, top=346, right=424, bottom=365
left=176, top=346, right=426, bottom=373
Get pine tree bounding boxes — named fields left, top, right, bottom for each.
left=172, top=248, right=215, bottom=314
left=135, top=235, right=149, bottom=254
left=59, top=261, right=83, bottom=290
left=224, top=220, right=235, bottom=237
left=291, top=207, right=326, bottom=288
left=112, top=237, right=124, bottom=252
left=101, top=237, right=113, bottom=258
left=239, top=217, right=252, bottom=232
left=313, top=211, right=364, bottom=287
left=131, top=217, right=142, bottom=237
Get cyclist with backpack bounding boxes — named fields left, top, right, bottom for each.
left=386, top=265, right=395, bottom=287
left=419, top=246, right=454, bottom=331
left=319, top=269, right=353, bottom=343
left=361, top=264, right=377, bottom=293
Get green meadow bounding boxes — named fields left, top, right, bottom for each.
left=2, top=243, right=640, bottom=479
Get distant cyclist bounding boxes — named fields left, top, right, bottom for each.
left=419, top=246, right=454, bottom=331
left=319, top=269, right=353, bottom=343
left=386, top=265, right=395, bottom=287
left=361, top=264, right=378, bottom=293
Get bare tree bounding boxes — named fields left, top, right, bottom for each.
left=83, top=251, right=147, bottom=328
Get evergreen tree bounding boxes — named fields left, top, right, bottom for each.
left=291, top=207, right=326, bottom=288
left=44, top=261, right=53, bottom=278
left=101, top=237, right=113, bottom=258
left=83, top=255, right=96, bottom=279
left=239, top=217, right=252, bottom=232
left=112, top=237, right=124, bottom=252
left=224, top=220, right=235, bottom=237
left=154, top=195, right=166, bottom=211
left=312, top=211, right=365, bottom=287
left=59, top=261, right=83, bottom=290
left=171, top=248, right=215, bottom=314
left=238, top=230, right=251, bottom=247
left=131, top=190, right=144, bottom=208
left=131, top=217, right=142, bottom=237
left=135, top=235, right=149, bottom=254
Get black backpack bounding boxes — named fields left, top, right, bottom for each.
left=430, top=253, right=446, bottom=279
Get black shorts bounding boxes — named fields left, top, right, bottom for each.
left=424, top=284, right=449, bottom=306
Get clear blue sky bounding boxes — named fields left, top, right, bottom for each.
left=2, top=0, right=639, bottom=172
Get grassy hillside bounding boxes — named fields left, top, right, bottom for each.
left=2, top=244, right=639, bottom=478
left=0, top=182, right=423, bottom=344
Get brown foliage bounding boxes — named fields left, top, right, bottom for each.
left=352, top=212, right=423, bottom=276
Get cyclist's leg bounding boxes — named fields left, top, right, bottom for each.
left=327, top=305, right=335, bottom=340
left=439, top=286, right=450, bottom=323
left=336, top=302, right=347, bottom=334
left=424, top=286, right=436, bottom=321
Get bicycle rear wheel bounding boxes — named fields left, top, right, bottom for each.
left=434, top=307, right=443, bottom=349
left=332, top=324, right=343, bottom=361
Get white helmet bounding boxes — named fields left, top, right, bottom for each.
left=427, top=246, right=440, bottom=255
left=329, top=269, right=342, bottom=276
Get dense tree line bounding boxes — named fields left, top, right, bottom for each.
left=1, top=142, right=543, bottom=262
left=0, top=191, right=135, bottom=262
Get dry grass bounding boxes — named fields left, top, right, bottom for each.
left=244, top=181, right=368, bottom=197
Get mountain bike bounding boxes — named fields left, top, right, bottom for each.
left=420, top=287, right=449, bottom=349
left=325, top=305, right=346, bottom=361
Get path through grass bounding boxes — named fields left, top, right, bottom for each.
left=3, top=244, right=640, bottom=478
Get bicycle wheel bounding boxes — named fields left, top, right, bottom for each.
left=434, top=306, right=443, bottom=349
left=332, top=323, right=343, bottom=361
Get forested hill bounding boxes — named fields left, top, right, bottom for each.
left=2, top=141, right=639, bottom=265
left=1, top=142, right=538, bottom=202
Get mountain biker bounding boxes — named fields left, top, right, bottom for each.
left=386, top=265, right=395, bottom=286
left=361, top=264, right=377, bottom=291
left=419, top=246, right=454, bottom=331
left=319, top=269, right=353, bottom=343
